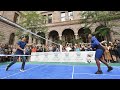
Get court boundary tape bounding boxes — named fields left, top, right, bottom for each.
left=1, top=64, right=46, bottom=79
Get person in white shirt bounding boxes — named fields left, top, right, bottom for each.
left=66, top=44, right=71, bottom=52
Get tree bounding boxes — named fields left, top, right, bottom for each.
left=15, top=29, right=23, bottom=39
left=80, top=11, right=120, bottom=43
left=17, top=11, right=48, bottom=43
left=81, top=11, right=120, bottom=28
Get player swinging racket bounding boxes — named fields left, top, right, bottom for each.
left=6, top=35, right=28, bottom=72
left=88, top=34, right=113, bottom=74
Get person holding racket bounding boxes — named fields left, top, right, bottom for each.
left=6, top=35, right=28, bottom=72
left=88, top=34, right=113, bottom=74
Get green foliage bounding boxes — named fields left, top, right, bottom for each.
left=83, top=28, right=91, bottom=36
left=15, top=29, right=23, bottom=38
left=80, top=11, right=120, bottom=38
left=93, top=26, right=110, bottom=36
left=17, top=11, right=48, bottom=38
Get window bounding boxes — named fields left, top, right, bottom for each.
left=43, top=15, right=47, bottom=24
left=48, top=14, right=52, bottom=23
left=68, top=11, right=73, bottom=20
left=13, top=13, right=19, bottom=23
left=61, top=12, right=66, bottom=21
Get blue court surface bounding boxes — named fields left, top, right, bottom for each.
left=0, top=62, right=120, bottom=79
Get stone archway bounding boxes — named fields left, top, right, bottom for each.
left=95, top=25, right=111, bottom=42
left=48, top=30, right=59, bottom=44
left=62, top=29, right=75, bottom=44
left=78, top=27, right=91, bottom=43
left=36, top=32, right=46, bottom=45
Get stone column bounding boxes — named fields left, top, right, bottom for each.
left=29, top=34, right=32, bottom=44
left=33, top=38, right=36, bottom=44
left=75, top=34, right=78, bottom=40
left=66, top=11, right=69, bottom=21
left=39, top=39, right=41, bottom=44
left=59, top=35, right=62, bottom=40
left=45, top=34, right=49, bottom=45
left=14, top=36, right=18, bottom=45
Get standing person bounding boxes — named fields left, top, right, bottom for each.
left=116, top=40, right=120, bottom=60
left=52, top=45, right=56, bottom=52
left=75, top=44, right=81, bottom=52
left=88, top=34, right=113, bottom=74
left=31, top=46, right=37, bottom=52
left=6, top=35, right=28, bottom=72
left=109, top=45, right=117, bottom=63
left=0, top=44, right=5, bottom=62
left=66, top=44, right=71, bottom=52
left=86, top=44, right=93, bottom=51
left=104, top=44, right=112, bottom=63
left=25, top=46, right=31, bottom=61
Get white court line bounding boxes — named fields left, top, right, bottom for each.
left=74, top=72, right=120, bottom=77
left=72, top=66, right=74, bottom=79
left=1, top=64, right=45, bottom=79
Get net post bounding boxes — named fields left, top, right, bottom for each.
left=60, top=44, right=62, bottom=52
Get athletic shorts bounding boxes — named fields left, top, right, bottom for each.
left=95, top=49, right=104, bottom=60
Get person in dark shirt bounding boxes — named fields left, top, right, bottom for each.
left=117, top=40, right=120, bottom=58
left=88, top=34, right=113, bottom=74
left=86, top=44, right=93, bottom=51
left=6, top=35, right=28, bottom=72
left=109, top=45, right=117, bottom=62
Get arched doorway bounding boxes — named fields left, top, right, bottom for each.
left=9, top=33, right=15, bottom=45
left=95, top=25, right=111, bottom=42
left=62, top=29, right=75, bottom=44
left=36, top=32, right=46, bottom=45
left=78, top=27, right=91, bottom=43
left=49, top=30, right=59, bottom=44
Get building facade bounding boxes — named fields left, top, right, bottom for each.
left=0, top=11, right=20, bottom=45
left=0, top=11, right=120, bottom=45
left=29, top=11, right=120, bottom=45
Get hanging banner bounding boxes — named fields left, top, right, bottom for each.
left=30, top=51, right=96, bottom=63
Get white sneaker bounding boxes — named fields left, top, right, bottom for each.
left=20, top=69, right=24, bottom=72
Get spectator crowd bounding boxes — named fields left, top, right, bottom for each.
left=0, top=39, right=120, bottom=63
